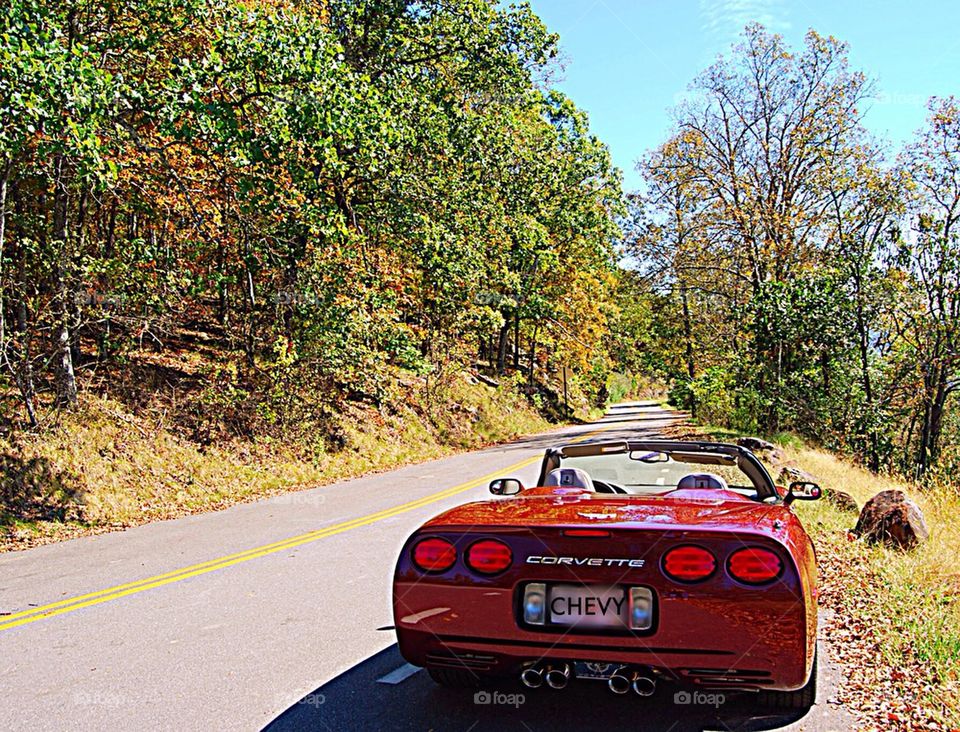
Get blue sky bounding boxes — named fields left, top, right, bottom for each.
left=526, top=0, right=960, bottom=191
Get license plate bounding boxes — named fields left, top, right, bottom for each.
left=546, top=584, right=628, bottom=629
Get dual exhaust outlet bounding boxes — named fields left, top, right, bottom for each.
left=520, top=664, right=656, bottom=696
left=608, top=667, right=656, bottom=697
left=520, top=663, right=572, bottom=690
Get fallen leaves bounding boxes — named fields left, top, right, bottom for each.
left=818, top=532, right=957, bottom=731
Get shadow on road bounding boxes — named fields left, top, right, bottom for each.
left=263, top=645, right=809, bottom=732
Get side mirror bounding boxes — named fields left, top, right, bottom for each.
left=784, top=481, right=822, bottom=505
left=489, top=478, right=523, bottom=496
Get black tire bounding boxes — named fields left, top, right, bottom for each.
left=757, top=651, right=817, bottom=709
left=427, top=667, right=491, bottom=688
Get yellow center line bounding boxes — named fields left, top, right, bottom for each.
left=0, top=457, right=539, bottom=632
left=0, top=424, right=616, bottom=633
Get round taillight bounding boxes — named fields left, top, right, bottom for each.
left=662, top=545, right=716, bottom=583
left=412, top=537, right=456, bottom=572
left=465, top=539, right=513, bottom=575
left=727, top=547, right=782, bottom=585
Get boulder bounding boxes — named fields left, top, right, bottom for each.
left=778, top=464, right=819, bottom=485
left=824, top=488, right=859, bottom=513
left=737, top=436, right=776, bottom=452
left=852, top=490, right=929, bottom=549
left=766, top=448, right=786, bottom=467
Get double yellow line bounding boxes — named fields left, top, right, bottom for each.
left=0, top=455, right=543, bottom=633
left=1, top=422, right=620, bottom=633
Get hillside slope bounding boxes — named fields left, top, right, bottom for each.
left=1, top=369, right=558, bottom=552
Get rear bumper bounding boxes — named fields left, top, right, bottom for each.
left=394, top=581, right=812, bottom=691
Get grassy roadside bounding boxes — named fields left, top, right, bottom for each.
left=686, top=424, right=960, bottom=730
left=795, top=450, right=959, bottom=731
left=0, top=375, right=552, bottom=552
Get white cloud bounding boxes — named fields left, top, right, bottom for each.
left=699, top=0, right=792, bottom=47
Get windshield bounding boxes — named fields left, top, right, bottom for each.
left=546, top=443, right=774, bottom=500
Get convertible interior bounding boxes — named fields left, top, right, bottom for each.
left=537, top=440, right=779, bottom=503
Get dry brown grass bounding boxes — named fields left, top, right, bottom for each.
left=0, top=376, right=550, bottom=552
left=776, top=444, right=960, bottom=730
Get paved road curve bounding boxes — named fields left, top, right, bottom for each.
left=0, top=403, right=853, bottom=731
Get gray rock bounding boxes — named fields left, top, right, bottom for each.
left=766, top=448, right=786, bottom=467
left=778, top=464, right=819, bottom=484
left=737, top=436, right=777, bottom=452
left=825, top=488, right=859, bottom=513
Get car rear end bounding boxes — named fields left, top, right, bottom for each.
left=393, top=520, right=816, bottom=694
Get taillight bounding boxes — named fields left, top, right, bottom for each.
left=662, top=545, right=716, bottom=583
left=465, top=539, right=513, bottom=575
left=412, top=537, right=456, bottom=572
left=727, top=547, right=782, bottom=585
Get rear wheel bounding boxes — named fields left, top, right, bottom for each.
left=427, top=668, right=492, bottom=688
left=757, top=651, right=817, bottom=709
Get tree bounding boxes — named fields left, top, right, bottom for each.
left=896, top=97, right=960, bottom=474
left=825, top=150, right=905, bottom=470
left=633, top=25, right=881, bottom=433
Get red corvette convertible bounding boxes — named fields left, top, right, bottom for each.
left=392, top=440, right=822, bottom=708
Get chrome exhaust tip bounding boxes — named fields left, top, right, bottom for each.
left=520, top=667, right=543, bottom=689
left=632, top=675, right=656, bottom=697
left=608, top=671, right=631, bottom=695
left=545, top=664, right=571, bottom=690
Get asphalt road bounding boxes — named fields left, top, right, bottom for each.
left=0, top=402, right=854, bottom=731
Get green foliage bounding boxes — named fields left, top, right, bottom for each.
left=670, top=366, right=763, bottom=433
left=0, top=0, right=623, bottom=429
left=631, top=25, right=959, bottom=479
left=605, top=373, right=634, bottom=404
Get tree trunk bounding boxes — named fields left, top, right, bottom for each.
left=70, top=188, right=89, bottom=367
left=513, top=312, right=520, bottom=369
left=104, top=196, right=117, bottom=258
left=528, top=323, right=538, bottom=383
left=854, top=290, right=880, bottom=471
left=8, top=179, right=38, bottom=427
left=679, top=284, right=696, bottom=415
left=241, top=228, right=256, bottom=368
left=680, top=284, right=695, bottom=380
left=917, top=363, right=949, bottom=475
left=14, top=283, right=38, bottom=428
left=216, top=241, right=229, bottom=327
left=52, top=155, right=78, bottom=407
left=495, top=317, right=510, bottom=374
left=0, top=163, right=8, bottom=357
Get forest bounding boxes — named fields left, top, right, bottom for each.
left=0, top=0, right=622, bottom=440
left=0, top=1, right=957, bottom=485
left=629, top=26, right=960, bottom=483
